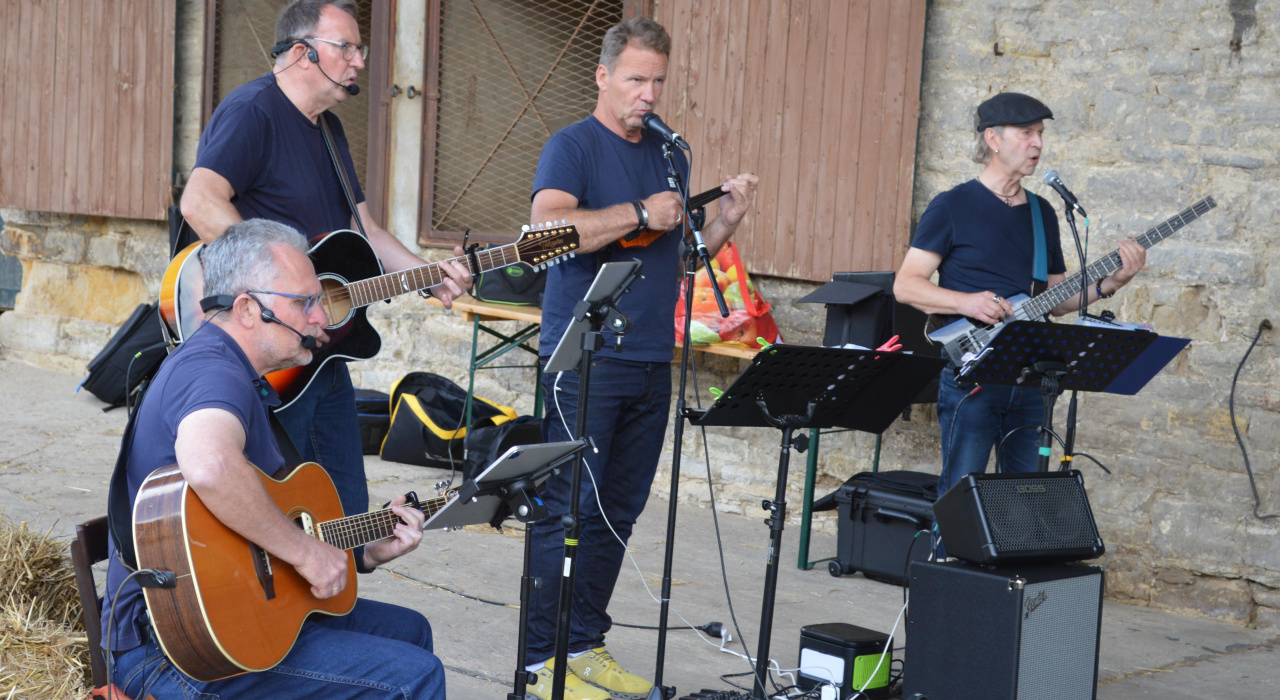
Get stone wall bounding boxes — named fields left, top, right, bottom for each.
left=903, top=0, right=1280, bottom=630
left=0, top=0, right=1276, bottom=630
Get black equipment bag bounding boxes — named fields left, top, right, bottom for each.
left=82, top=302, right=169, bottom=410
left=380, top=372, right=517, bottom=468
left=822, top=470, right=938, bottom=586
left=462, top=415, right=544, bottom=481
left=473, top=256, right=546, bottom=307
left=355, top=388, right=391, bottom=455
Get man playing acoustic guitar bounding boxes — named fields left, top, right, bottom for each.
left=102, top=220, right=445, bottom=698
left=180, top=0, right=472, bottom=526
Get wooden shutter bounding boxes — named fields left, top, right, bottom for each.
left=655, top=0, right=927, bottom=281
left=0, top=0, right=176, bottom=220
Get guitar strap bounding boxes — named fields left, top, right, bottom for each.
left=320, top=112, right=367, bottom=239
left=1027, top=190, right=1049, bottom=296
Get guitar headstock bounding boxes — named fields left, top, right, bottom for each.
left=515, top=221, right=580, bottom=269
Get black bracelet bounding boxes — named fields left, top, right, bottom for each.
left=630, top=200, right=648, bottom=230
left=1096, top=279, right=1114, bottom=300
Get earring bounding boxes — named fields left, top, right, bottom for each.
left=994, top=149, right=1000, bottom=153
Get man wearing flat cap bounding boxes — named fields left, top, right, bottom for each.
left=895, top=92, right=1146, bottom=514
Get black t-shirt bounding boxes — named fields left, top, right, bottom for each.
left=531, top=115, right=689, bottom=362
left=194, top=72, right=363, bottom=238
left=911, top=179, right=1067, bottom=299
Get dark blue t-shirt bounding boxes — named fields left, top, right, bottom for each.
left=195, top=72, right=363, bottom=239
left=911, top=179, right=1067, bottom=300
left=101, top=323, right=286, bottom=652
left=533, top=116, right=689, bottom=362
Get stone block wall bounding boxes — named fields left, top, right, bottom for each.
left=904, top=0, right=1280, bottom=630
left=0, top=0, right=1276, bottom=630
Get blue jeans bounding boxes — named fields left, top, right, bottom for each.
left=936, top=365, right=1045, bottom=497
left=525, top=357, right=672, bottom=665
left=112, top=599, right=444, bottom=699
left=276, top=360, right=369, bottom=520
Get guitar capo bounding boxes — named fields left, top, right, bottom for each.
left=462, top=229, right=481, bottom=277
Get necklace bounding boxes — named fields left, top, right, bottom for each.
left=981, top=178, right=1022, bottom=206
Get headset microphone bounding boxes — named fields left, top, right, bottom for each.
left=259, top=308, right=319, bottom=350
left=269, top=39, right=360, bottom=95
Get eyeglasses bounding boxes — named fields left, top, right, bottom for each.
left=246, top=290, right=324, bottom=316
left=307, top=36, right=369, bottom=62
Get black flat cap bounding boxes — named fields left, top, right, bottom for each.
left=975, top=92, right=1053, bottom=131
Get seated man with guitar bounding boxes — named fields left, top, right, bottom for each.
left=179, top=0, right=472, bottom=526
left=894, top=92, right=1146, bottom=508
left=102, top=220, right=444, bottom=698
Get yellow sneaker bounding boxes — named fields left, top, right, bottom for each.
left=526, top=659, right=611, bottom=700
left=566, top=647, right=654, bottom=700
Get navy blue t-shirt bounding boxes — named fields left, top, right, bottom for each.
left=195, top=72, right=363, bottom=239
left=101, top=323, right=286, bottom=653
left=911, top=179, right=1067, bottom=301
left=533, top=116, right=689, bottom=362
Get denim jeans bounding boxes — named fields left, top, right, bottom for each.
left=112, top=599, right=444, bottom=699
left=276, top=360, right=369, bottom=520
left=524, top=357, right=672, bottom=665
left=936, top=364, right=1045, bottom=497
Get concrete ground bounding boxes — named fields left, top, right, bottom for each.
left=1, top=358, right=1276, bottom=699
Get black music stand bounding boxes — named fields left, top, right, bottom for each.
left=689, top=345, right=945, bottom=699
left=427, top=439, right=589, bottom=700
left=956, top=320, right=1163, bottom=472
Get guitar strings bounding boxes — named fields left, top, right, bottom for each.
left=317, top=245, right=523, bottom=310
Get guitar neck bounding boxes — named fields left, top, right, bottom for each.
left=344, top=245, right=521, bottom=308
left=317, top=495, right=450, bottom=551
left=1021, top=196, right=1217, bottom=319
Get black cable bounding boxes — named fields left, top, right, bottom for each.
left=902, top=530, right=926, bottom=605
left=995, top=423, right=1065, bottom=472
left=105, top=569, right=158, bottom=697
left=1230, top=319, right=1276, bottom=520
left=690, top=356, right=772, bottom=693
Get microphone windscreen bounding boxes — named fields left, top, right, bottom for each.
left=346, top=83, right=360, bottom=96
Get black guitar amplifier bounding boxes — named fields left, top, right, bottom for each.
left=904, top=559, right=1104, bottom=700
left=933, top=470, right=1104, bottom=566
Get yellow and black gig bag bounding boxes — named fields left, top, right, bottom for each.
left=380, top=372, right=517, bottom=468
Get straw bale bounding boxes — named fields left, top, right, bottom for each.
left=0, top=514, right=92, bottom=697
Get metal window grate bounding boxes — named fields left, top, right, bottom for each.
left=205, top=0, right=371, bottom=186
left=427, top=0, right=622, bottom=241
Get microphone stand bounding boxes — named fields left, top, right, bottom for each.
left=1059, top=204, right=1090, bottom=468
left=651, top=140, right=722, bottom=699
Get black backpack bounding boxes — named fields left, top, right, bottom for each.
left=473, top=258, right=546, bottom=307
left=81, top=302, right=169, bottom=410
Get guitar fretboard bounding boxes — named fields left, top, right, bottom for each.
left=1021, top=196, right=1216, bottom=319
left=318, top=495, right=451, bottom=551
left=345, top=246, right=520, bottom=308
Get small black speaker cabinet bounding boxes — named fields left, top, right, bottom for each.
left=904, top=560, right=1104, bottom=700
left=933, top=470, right=1104, bottom=565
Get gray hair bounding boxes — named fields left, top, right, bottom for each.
left=600, top=17, right=671, bottom=72
left=202, top=219, right=310, bottom=300
left=971, top=126, right=1004, bottom=164
left=274, top=0, right=358, bottom=62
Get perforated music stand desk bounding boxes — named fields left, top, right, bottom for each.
left=688, top=344, right=945, bottom=699
left=693, top=344, right=945, bottom=432
left=956, top=320, right=1160, bottom=393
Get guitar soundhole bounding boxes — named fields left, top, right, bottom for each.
left=319, top=276, right=353, bottom=328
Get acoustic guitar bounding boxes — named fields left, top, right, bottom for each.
left=158, top=223, right=580, bottom=409
left=133, top=461, right=452, bottom=681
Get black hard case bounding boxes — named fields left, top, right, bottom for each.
left=831, top=471, right=937, bottom=586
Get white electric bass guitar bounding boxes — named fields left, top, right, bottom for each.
left=929, top=196, right=1217, bottom=366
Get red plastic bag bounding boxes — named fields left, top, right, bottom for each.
left=674, top=241, right=782, bottom=349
